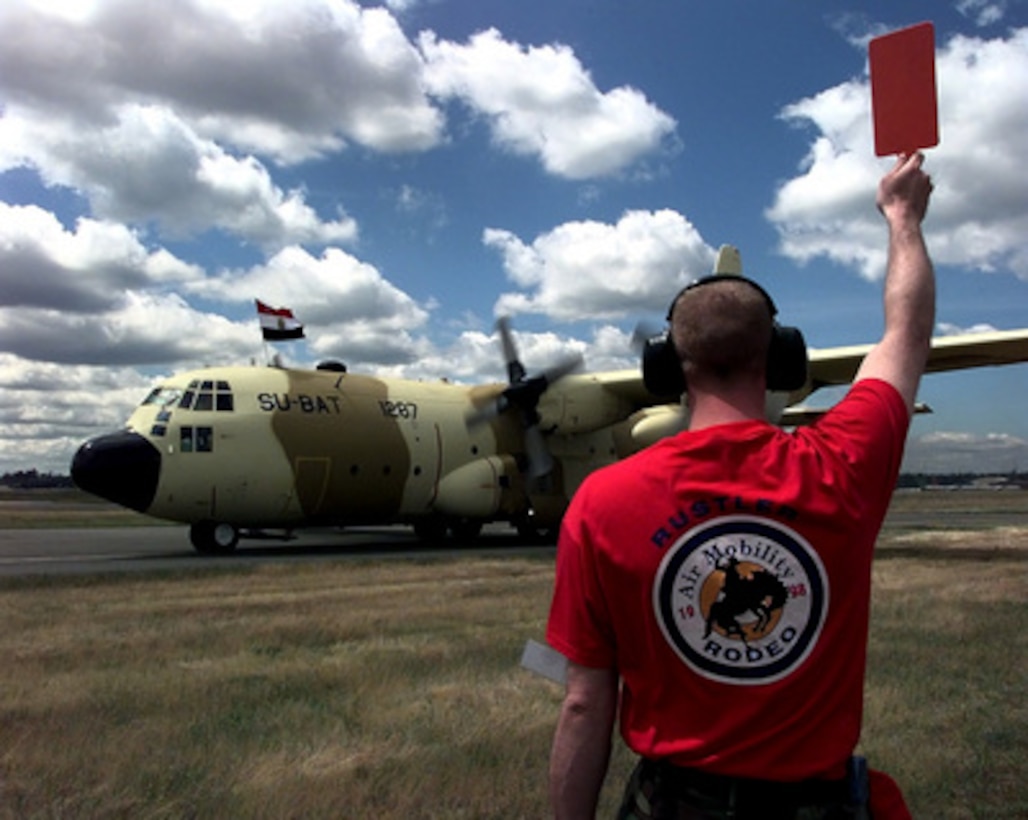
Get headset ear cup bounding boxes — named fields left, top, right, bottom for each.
left=767, top=326, right=808, bottom=391
left=642, top=334, right=686, bottom=397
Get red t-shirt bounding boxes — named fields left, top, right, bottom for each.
left=547, top=379, right=909, bottom=782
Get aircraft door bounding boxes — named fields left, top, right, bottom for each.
left=400, top=421, right=442, bottom=514
left=294, top=456, right=331, bottom=516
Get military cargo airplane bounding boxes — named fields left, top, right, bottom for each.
left=71, top=248, right=1028, bottom=554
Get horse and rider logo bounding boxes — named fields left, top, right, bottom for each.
left=653, top=516, right=829, bottom=685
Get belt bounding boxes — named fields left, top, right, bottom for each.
left=640, top=758, right=850, bottom=810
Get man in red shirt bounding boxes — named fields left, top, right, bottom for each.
left=547, top=153, right=934, bottom=819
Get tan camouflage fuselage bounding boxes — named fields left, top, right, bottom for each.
left=116, top=364, right=654, bottom=533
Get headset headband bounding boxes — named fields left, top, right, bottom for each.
left=667, top=274, right=779, bottom=321
left=643, top=273, right=808, bottom=397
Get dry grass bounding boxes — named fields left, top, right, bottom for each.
left=0, top=489, right=162, bottom=529
left=0, top=558, right=564, bottom=818
left=0, top=492, right=1025, bottom=817
left=863, top=525, right=1027, bottom=818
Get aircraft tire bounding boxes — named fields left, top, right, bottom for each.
left=515, top=518, right=558, bottom=545
left=190, top=521, right=239, bottom=555
left=449, top=518, right=483, bottom=542
left=413, top=517, right=448, bottom=543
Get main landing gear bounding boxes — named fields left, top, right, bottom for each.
left=190, top=521, right=239, bottom=555
left=412, top=517, right=484, bottom=543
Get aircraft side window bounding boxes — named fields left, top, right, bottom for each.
left=216, top=393, right=234, bottom=412
left=201, top=380, right=214, bottom=390
left=142, top=388, right=162, bottom=405
left=150, top=424, right=167, bottom=437
left=194, top=392, right=214, bottom=411
left=179, top=391, right=195, bottom=410
left=181, top=427, right=194, bottom=453
left=196, top=426, right=213, bottom=452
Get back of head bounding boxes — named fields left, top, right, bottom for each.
left=670, top=278, right=773, bottom=388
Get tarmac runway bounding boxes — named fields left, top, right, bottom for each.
left=1, top=492, right=1025, bottom=578
left=0, top=523, right=547, bottom=578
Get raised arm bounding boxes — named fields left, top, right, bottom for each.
left=854, top=152, right=936, bottom=414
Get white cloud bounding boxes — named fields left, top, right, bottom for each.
left=0, top=292, right=259, bottom=366
left=936, top=321, right=998, bottom=336
left=378, top=324, right=598, bottom=386
left=767, top=27, right=1028, bottom=280
left=0, top=203, right=203, bottom=312
left=186, top=245, right=432, bottom=366
left=0, top=203, right=267, bottom=369
left=420, top=28, right=676, bottom=179
left=956, top=0, right=1010, bottom=27
left=0, top=352, right=156, bottom=471
left=487, top=210, right=716, bottom=321
left=0, top=105, right=358, bottom=249
left=904, top=430, right=1028, bottom=474
left=192, top=245, right=427, bottom=325
left=0, top=0, right=444, bottom=162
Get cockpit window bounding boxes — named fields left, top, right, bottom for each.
left=141, top=387, right=183, bottom=407
left=176, top=380, right=233, bottom=412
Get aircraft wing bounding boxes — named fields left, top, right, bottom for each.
left=554, top=328, right=1028, bottom=431
left=808, top=328, right=1028, bottom=390
left=581, top=368, right=657, bottom=405
left=782, top=402, right=932, bottom=426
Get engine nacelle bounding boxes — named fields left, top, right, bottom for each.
left=433, top=455, right=522, bottom=519
left=609, top=405, right=686, bottom=458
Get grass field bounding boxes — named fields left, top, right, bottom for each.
left=0, top=490, right=1025, bottom=817
left=0, top=488, right=164, bottom=529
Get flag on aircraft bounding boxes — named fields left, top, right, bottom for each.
left=256, top=300, right=305, bottom=341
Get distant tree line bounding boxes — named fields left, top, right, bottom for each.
left=0, top=470, right=75, bottom=489
left=3, top=469, right=1026, bottom=491
left=896, top=471, right=1028, bottom=490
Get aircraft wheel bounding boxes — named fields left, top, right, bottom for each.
left=190, top=521, right=239, bottom=555
left=413, top=518, right=448, bottom=543
left=449, top=518, right=483, bottom=542
left=515, top=517, right=557, bottom=545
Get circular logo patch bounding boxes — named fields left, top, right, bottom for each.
left=653, top=515, right=828, bottom=685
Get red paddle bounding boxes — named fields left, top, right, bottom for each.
left=869, top=22, right=939, bottom=156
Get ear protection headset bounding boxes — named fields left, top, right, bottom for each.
left=641, top=274, right=808, bottom=397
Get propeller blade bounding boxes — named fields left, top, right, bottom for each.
left=476, top=318, right=585, bottom=478
left=465, top=400, right=503, bottom=428
left=524, top=424, right=554, bottom=479
left=631, top=319, right=666, bottom=354
left=540, top=352, right=584, bottom=386
left=496, top=317, right=527, bottom=384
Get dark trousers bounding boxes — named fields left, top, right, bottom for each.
left=617, top=758, right=868, bottom=820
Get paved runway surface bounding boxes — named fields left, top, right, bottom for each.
left=1, top=492, right=1025, bottom=578
left=0, top=524, right=549, bottom=577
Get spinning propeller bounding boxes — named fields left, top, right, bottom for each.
left=468, top=317, right=582, bottom=478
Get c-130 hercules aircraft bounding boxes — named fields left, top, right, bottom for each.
left=71, top=247, right=1028, bottom=554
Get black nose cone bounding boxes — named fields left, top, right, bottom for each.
left=71, top=431, right=161, bottom=512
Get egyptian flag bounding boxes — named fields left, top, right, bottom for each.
left=256, top=300, right=305, bottom=341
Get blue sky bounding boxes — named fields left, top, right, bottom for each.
left=1, top=0, right=1026, bottom=474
